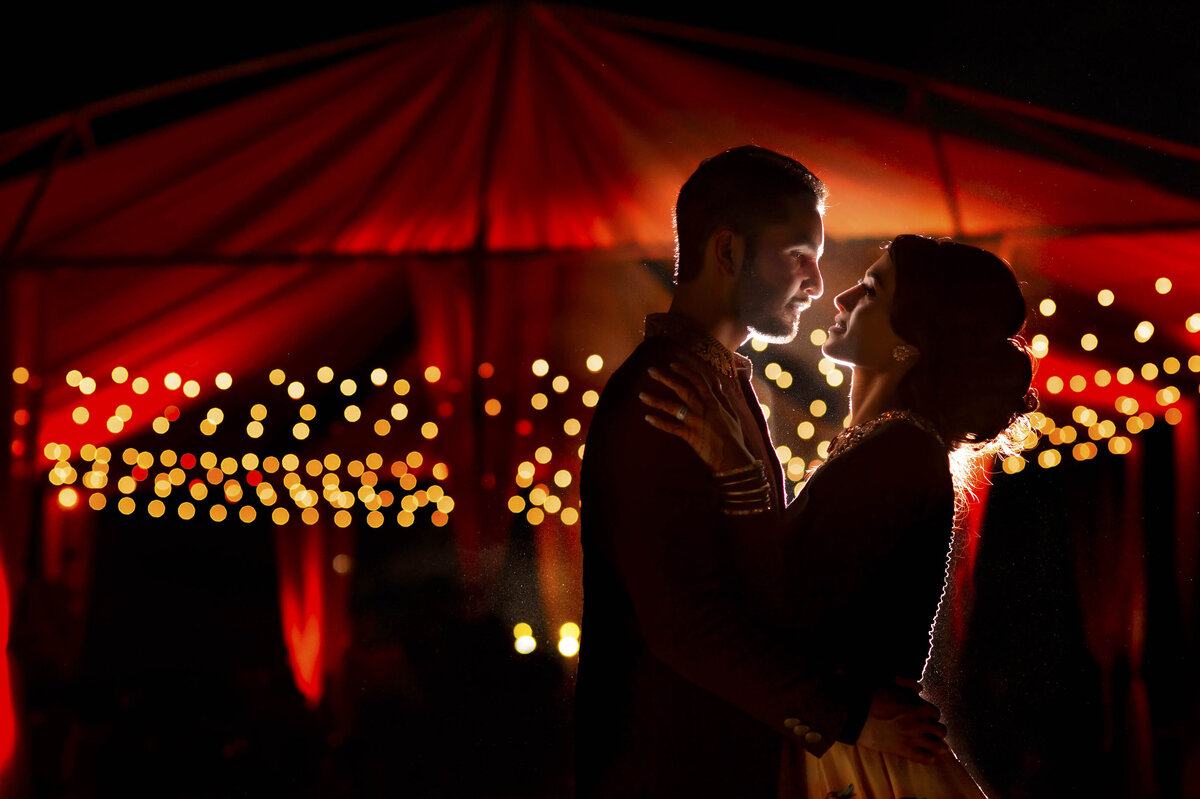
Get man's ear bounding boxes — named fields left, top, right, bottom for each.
left=712, top=229, right=744, bottom=279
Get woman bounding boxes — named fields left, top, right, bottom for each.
left=641, top=235, right=1035, bottom=798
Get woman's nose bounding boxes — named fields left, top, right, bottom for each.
left=833, top=287, right=856, bottom=312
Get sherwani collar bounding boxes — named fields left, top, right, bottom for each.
left=643, top=313, right=753, bottom=381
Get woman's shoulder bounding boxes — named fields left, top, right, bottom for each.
left=824, top=413, right=951, bottom=494
left=839, top=412, right=946, bottom=462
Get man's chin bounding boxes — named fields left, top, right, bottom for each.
left=746, top=318, right=801, bottom=345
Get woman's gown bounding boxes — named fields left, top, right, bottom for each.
left=779, top=414, right=987, bottom=798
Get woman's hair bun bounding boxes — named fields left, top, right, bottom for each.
left=887, top=235, right=1035, bottom=446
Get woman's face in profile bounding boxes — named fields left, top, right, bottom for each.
left=822, top=251, right=911, bottom=373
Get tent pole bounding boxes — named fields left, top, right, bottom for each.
left=909, top=88, right=964, bottom=238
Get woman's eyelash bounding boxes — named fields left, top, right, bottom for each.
left=858, top=279, right=875, bottom=297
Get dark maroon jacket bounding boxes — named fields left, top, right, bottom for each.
left=574, top=314, right=868, bottom=798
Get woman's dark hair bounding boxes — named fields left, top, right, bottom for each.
left=887, top=235, right=1034, bottom=449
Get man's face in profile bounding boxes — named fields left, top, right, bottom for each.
left=735, top=199, right=825, bottom=343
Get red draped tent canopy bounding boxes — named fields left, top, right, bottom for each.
left=1, top=4, right=1197, bottom=792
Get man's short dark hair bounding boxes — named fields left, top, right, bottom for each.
left=673, top=146, right=826, bottom=283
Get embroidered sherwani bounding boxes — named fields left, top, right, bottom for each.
left=574, top=313, right=869, bottom=798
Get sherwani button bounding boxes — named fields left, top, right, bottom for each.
left=792, top=724, right=809, bottom=736
left=783, top=718, right=800, bottom=729
left=804, top=731, right=822, bottom=744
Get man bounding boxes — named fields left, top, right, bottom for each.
left=574, top=146, right=944, bottom=797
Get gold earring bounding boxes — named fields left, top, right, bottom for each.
left=892, top=344, right=918, bottom=362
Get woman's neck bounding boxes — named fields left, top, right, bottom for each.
left=847, top=368, right=904, bottom=427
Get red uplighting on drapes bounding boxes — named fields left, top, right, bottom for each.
left=1, top=3, right=1197, bottom=759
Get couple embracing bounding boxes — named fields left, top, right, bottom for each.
left=574, top=146, right=1034, bottom=798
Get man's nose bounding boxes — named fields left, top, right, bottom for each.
left=802, top=262, right=823, bottom=300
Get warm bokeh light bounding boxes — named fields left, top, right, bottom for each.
left=79, top=377, right=97, bottom=395
left=1163, top=357, right=1180, bottom=375
left=531, top=393, right=548, bottom=410
left=1039, top=450, right=1061, bottom=468
left=1134, top=321, right=1154, bottom=343
left=58, top=487, right=79, bottom=508
left=1094, top=369, right=1112, bottom=387
left=215, top=372, right=233, bottom=389
left=287, top=381, right=305, bottom=399
left=764, top=362, right=782, bottom=380
left=750, top=338, right=769, bottom=352
left=552, top=375, right=570, bottom=393
left=131, top=377, right=149, bottom=394
left=810, top=399, right=827, bottom=417
left=424, top=366, right=441, bottom=383
left=182, top=380, right=200, bottom=397
left=293, top=422, right=310, bottom=439
left=1155, top=277, right=1172, bottom=294
left=1141, top=362, right=1159, bottom=381
left=1039, top=298, right=1057, bottom=316
left=1097, top=289, right=1114, bottom=306
left=1031, top=335, right=1050, bottom=358
left=13, top=367, right=30, bottom=384
left=1069, top=375, right=1087, bottom=392
left=1116, top=367, right=1134, bottom=384
left=534, top=446, right=552, bottom=464
left=72, top=407, right=89, bottom=424
left=810, top=329, right=827, bottom=346
left=1080, top=334, right=1098, bottom=351
left=586, top=354, right=604, bottom=372
left=164, top=372, right=182, bottom=390
left=1187, top=313, right=1200, bottom=333
left=1001, top=455, right=1025, bottom=475
left=776, top=371, right=793, bottom=389
left=563, top=418, right=581, bottom=436
left=515, top=635, right=537, bottom=655
left=558, top=637, right=580, bottom=657
left=421, top=422, right=438, bottom=439
left=582, top=390, right=599, bottom=407
left=562, top=507, right=579, bottom=525
left=797, top=421, right=815, bottom=439
left=531, top=359, right=549, bottom=377
left=478, top=362, right=495, bottom=378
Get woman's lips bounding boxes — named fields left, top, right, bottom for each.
left=828, top=318, right=846, bottom=334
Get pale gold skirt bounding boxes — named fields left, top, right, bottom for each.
left=800, top=742, right=988, bottom=799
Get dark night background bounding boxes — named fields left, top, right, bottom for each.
left=2, top=3, right=1198, bottom=797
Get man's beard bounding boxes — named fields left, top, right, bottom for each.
left=735, top=252, right=804, bottom=344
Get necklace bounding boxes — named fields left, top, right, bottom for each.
left=824, top=410, right=944, bottom=465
